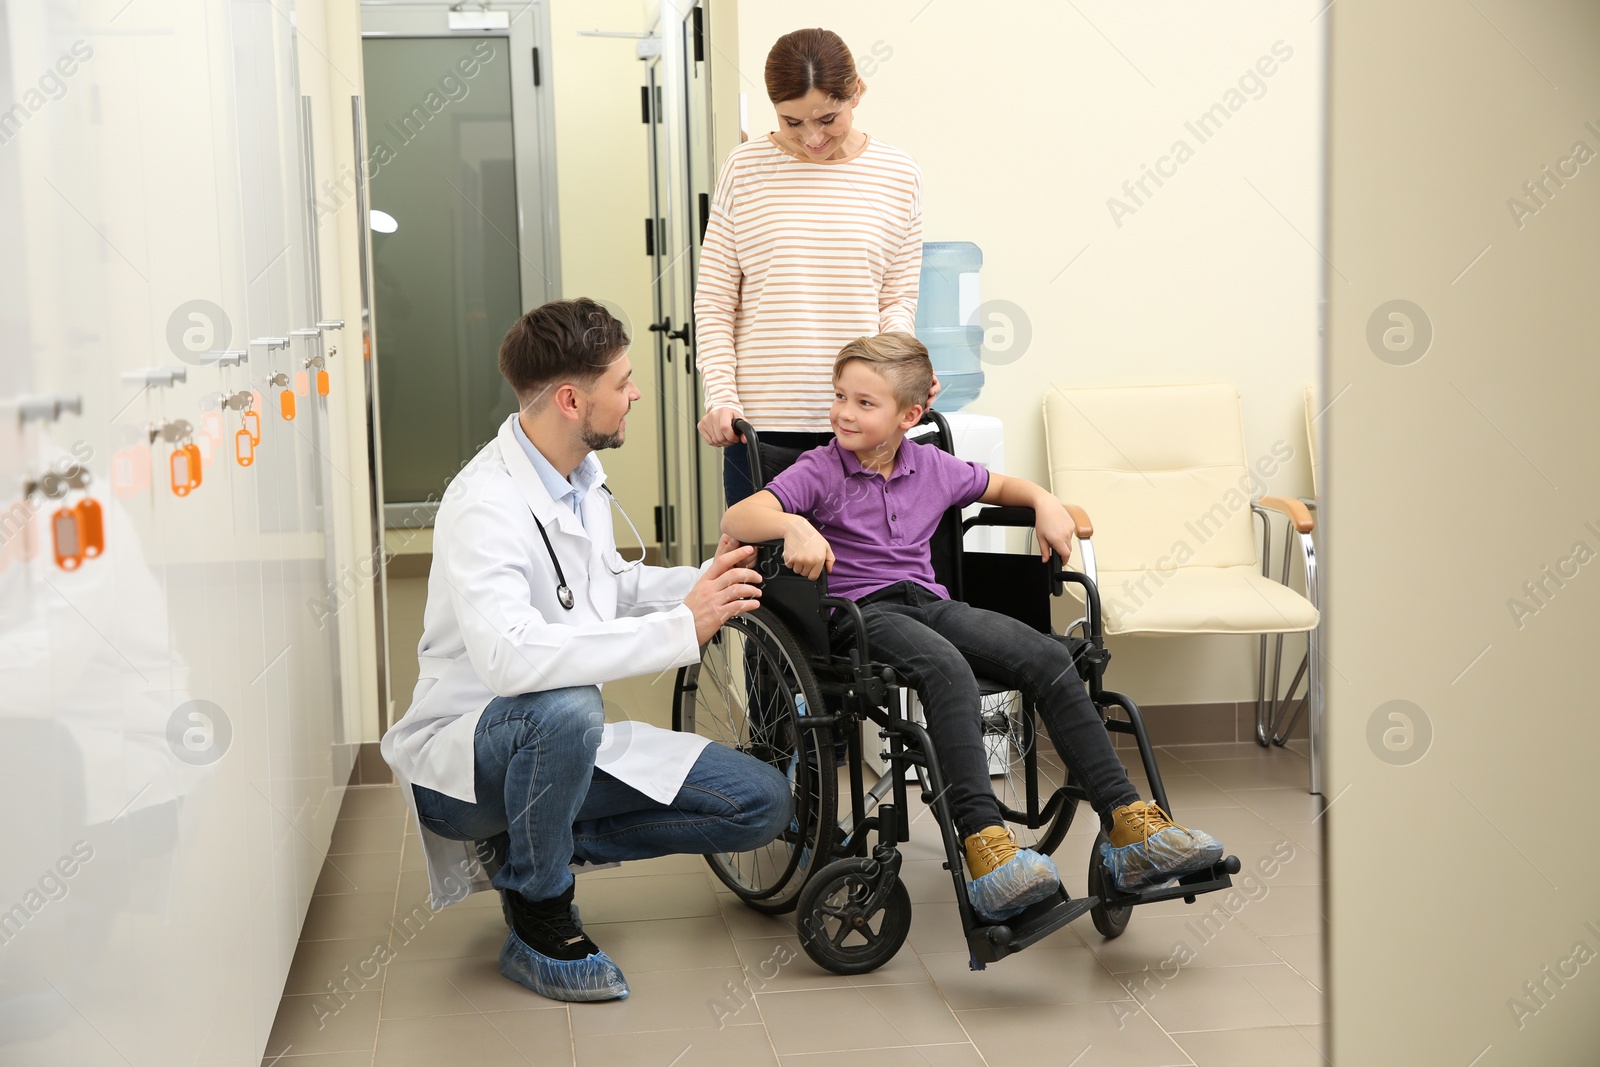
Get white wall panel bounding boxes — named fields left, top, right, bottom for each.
left=0, top=0, right=363, bottom=1062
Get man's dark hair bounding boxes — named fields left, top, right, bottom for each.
left=499, top=298, right=630, bottom=409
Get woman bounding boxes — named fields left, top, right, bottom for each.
left=695, top=27, right=932, bottom=504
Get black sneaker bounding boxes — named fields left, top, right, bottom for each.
left=503, top=882, right=599, bottom=962
left=498, top=882, right=629, bottom=1001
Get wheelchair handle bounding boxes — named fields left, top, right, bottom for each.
left=729, top=418, right=764, bottom=490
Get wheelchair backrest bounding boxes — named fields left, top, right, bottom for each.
left=737, top=409, right=985, bottom=626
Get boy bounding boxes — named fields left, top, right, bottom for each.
left=721, top=333, right=1224, bottom=922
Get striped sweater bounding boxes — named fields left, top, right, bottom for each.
left=694, top=134, right=923, bottom=432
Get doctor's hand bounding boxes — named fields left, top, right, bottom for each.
left=686, top=545, right=764, bottom=645
left=698, top=406, right=745, bottom=448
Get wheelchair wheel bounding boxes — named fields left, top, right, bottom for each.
left=795, top=857, right=912, bottom=976
left=1086, top=831, right=1132, bottom=939
left=673, top=606, right=836, bottom=914
left=984, top=691, right=1078, bottom=857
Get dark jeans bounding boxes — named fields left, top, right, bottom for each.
left=723, top=429, right=835, bottom=506
left=412, top=687, right=793, bottom=903
left=830, top=581, right=1140, bottom=839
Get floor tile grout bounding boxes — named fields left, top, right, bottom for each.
left=277, top=759, right=1329, bottom=1065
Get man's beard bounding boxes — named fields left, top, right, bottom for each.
left=580, top=411, right=624, bottom=452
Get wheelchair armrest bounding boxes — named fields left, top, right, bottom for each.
left=962, top=503, right=1094, bottom=540
left=961, top=506, right=1075, bottom=597
left=961, top=505, right=1036, bottom=531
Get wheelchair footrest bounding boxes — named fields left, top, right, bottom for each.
left=1096, top=854, right=1243, bottom=910
left=966, top=890, right=1097, bottom=967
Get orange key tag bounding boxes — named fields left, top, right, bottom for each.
left=236, top=427, right=255, bottom=467
left=203, top=410, right=223, bottom=444
left=317, top=369, right=330, bottom=397
left=295, top=370, right=310, bottom=396
left=243, top=409, right=261, bottom=446
left=171, top=444, right=202, bottom=497
left=280, top=389, right=296, bottom=421
left=52, top=506, right=84, bottom=570
left=75, top=497, right=104, bottom=559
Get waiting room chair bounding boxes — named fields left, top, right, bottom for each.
left=1042, top=383, right=1323, bottom=794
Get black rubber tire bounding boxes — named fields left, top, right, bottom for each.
left=673, top=606, right=836, bottom=914
left=1087, top=831, right=1133, bottom=939
left=984, top=692, right=1077, bottom=857
left=795, top=857, right=913, bottom=976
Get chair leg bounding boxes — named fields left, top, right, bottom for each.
left=1253, top=518, right=1274, bottom=746
left=1269, top=650, right=1310, bottom=745
left=1255, top=633, right=1271, bottom=745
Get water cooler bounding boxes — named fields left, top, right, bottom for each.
left=864, top=243, right=1013, bottom=777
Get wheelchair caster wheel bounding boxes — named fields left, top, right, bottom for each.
left=796, top=857, right=912, bottom=976
left=1087, top=831, right=1133, bottom=939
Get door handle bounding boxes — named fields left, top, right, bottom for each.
left=649, top=317, right=691, bottom=343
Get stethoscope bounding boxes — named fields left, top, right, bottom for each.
left=533, top=485, right=646, bottom=611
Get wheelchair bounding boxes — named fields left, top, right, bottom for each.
left=673, top=412, right=1241, bottom=975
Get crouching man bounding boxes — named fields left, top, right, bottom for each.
left=381, top=298, right=790, bottom=1003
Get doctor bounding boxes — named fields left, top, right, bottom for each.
left=381, top=298, right=789, bottom=1005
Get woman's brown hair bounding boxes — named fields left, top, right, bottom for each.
left=764, top=28, right=858, bottom=105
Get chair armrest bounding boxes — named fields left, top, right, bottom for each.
left=1257, top=495, right=1314, bottom=534
left=1063, top=502, right=1093, bottom=540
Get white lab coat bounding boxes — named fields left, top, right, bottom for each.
left=381, top=414, right=713, bottom=906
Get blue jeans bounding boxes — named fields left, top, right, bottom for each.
left=830, top=582, right=1141, bottom=839
left=411, top=687, right=793, bottom=903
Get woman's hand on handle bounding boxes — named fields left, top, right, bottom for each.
left=698, top=406, right=746, bottom=447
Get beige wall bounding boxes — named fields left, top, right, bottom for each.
left=550, top=0, right=661, bottom=529
left=1325, top=3, right=1600, bottom=1062
left=733, top=1, right=1325, bottom=705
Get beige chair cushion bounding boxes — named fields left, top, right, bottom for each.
left=1091, top=565, right=1320, bottom=635
left=1045, top=382, right=1318, bottom=637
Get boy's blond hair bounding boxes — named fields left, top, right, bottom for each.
left=832, top=332, right=934, bottom=412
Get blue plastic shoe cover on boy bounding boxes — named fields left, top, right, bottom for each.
left=1100, top=826, right=1224, bottom=893
left=966, top=848, right=1061, bottom=923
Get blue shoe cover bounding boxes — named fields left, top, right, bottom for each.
left=1100, top=826, right=1224, bottom=893
left=498, top=929, right=629, bottom=1002
left=966, top=848, right=1061, bottom=923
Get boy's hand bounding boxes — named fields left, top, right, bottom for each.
left=1034, top=497, right=1075, bottom=564
left=783, top=521, right=835, bottom=581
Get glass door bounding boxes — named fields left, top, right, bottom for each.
left=360, top=4, right=559, bottom=526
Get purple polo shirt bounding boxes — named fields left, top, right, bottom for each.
left=765, top=438, right=990, bottom=601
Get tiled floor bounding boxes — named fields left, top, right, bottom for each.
left=265, top=738, right=1327, bottom=1066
